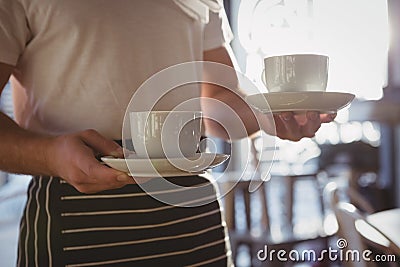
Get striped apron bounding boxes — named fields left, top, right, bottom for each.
left=16, top=175, right=231, bottom=266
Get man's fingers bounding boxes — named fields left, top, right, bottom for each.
left=321, top=113, right=337, bottom=123
left=86, top=160, right=133, bottom=183
left=278, top=112, right=303, bottom=141
left=300, top=111, right=322, bottom=138
left=79, top=129, right=123, bottom=157
left=71, top=165, right=136, bottom=194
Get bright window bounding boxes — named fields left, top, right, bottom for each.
left=237, top=0, right=389, bottom=100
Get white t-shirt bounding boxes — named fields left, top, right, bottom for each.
left=0, top=0, right=233, bottom=139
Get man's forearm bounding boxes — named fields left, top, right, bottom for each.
left=202, top=46, right=274, bottom=140
left=0, top=111, right=54, bottom=176
left=201, top=83, right=267, bottom=140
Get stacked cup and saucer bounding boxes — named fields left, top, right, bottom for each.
left=102, top=111, right=229, bottom=177
left=246, top=54, right=355, bottom=114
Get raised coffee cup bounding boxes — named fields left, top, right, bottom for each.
left=262, top=54, right=329, bottom=93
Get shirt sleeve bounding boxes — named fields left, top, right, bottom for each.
left=0, top=0, right=31, bottom=66
left=203, top=5, right=234, bottom=51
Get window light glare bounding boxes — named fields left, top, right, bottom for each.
left=340, top=122, right=363, bottom=144
left=238, top=0, right=389, bottom=100
left=362, top=122, right=381, bottom=146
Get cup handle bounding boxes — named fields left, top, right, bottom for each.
left=261, top=69, right=266, bottom=86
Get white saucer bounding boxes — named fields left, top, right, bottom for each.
left=245, top=92, right=355, bottom=114
left=101, top=153, right=230, bottom=177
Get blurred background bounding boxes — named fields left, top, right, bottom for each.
left=215, top=0, right=400, bottom=266
left=1, top=0, right=399, bottom=266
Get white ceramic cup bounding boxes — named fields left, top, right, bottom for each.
left=262, top=54, right=329, bottom=93
left=130, top=111, right=202, bottom=158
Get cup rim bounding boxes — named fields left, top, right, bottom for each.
left=264, top=53, right=329, bottom=59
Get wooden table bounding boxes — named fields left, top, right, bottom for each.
left=367, top=209, right=400, bottom=247
left=356, top=208, right=400, bottom=255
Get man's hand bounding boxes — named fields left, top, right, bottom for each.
left=273, top=111, right=336, bottom=141
left=202, top=46, right=337, bottom=141
left=46, top=129, right=135, bottom=194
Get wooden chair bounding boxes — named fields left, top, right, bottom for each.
left=325, top=182, right=399, bottom=267
left=220, top=136, right=332, bottom=266
left=318, top=141, right=383, bottom=212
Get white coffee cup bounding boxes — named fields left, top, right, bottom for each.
left=130, top=111, right=202, bottom=158
left=262, top=54, right=329, bottom=93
